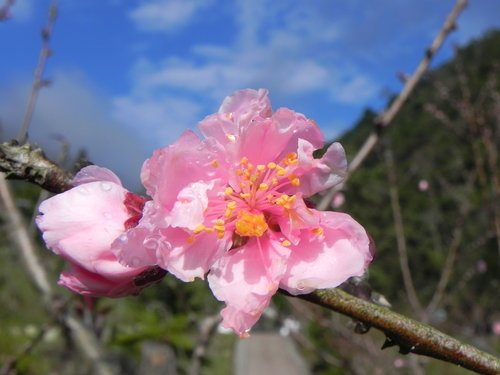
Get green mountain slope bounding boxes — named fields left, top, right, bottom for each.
left=337, top=30, right=500, bottom=325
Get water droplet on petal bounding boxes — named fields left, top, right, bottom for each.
left=116, top=234, right=128, bottom=244
left=100, top=182, right=112, bottom=191
left=78, top=187, right=89, bottom=195
left=296, top=281, right=306, bottom=291
left=131, top=257, right=141, bottom=267
left=143, top=238, right=159, bottom=250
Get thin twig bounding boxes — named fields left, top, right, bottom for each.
left=0, top=0, right=14, bottom=21
left=384, top=145, right=423, bottom=315
left=317, top=0, right=468, bottom=210
left=286, top=288, right=500, bottom=375
left=0, top=325, right=49, bottom=375
left=17, top=1, right=58, bottom=143
left=189, top=314, right=221, bottom=375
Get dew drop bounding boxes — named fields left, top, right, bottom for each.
left=100, top=182, right=112, bottom=191
left=296, top=281, right=306, bottom=291
left=131, top=257, right=141, bottom=267
left=143, top=238, right=159, bottom=250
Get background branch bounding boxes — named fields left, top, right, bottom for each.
left=317, top=0, right=468, bottom=210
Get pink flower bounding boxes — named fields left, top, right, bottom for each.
left=37, top=166, right=149, bottom=297
left=418, top=179, right=429, bottom=192
left=114, top=89, right=373, bottom=335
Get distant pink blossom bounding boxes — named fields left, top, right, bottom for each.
left=114, top=89, right=373, bottom=336
left=393, top=358, right=406, bottom=368
left=493, top=321, right=500, bottom=336
left=37, top=166, right=149, bottom=297
left=331, top=192, right=345, bottom=208
left=418, top=179, right=429, bottom=192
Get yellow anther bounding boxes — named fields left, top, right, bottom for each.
left=282, top=240, right=291, bottom=247
left=235, top=211, right=268, bottom=237
left=214, top=219, right=225, bottom=225
left=285, top=152, right=298, bottom=165
left=227, top=201, right=237, bottom=209
left=240, top=192, right=251, bottom=199
left=211, top=159, right=219, bottom=168
left=214, top=224, right=225, bottom=232
left=225, top=209, right=234, bottom=218
left=257, top=164, right=266, bottom=171
left=312, top=227, right=324, bottom=236
left=240, top=156, right=249, bottom=165
left=217, top=232, right=225, bottom=239
left=277, top=167, right=286, bottom=176
left=272, top=177, right=278, bottom=185
left=267, top=162, right=277, bottom=169
left=287, top=174, right=301, bottom=186
left=258, top=183, right=269, bottom=191
left=275, top=194, right=296, bottom=209
left=226, top=134, right=236, bottom=142
left=225, top=187, right=234, bottom=196
left=193, top=224, right=206, bottom=234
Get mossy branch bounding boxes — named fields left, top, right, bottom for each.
left=0, top=141, right=73, bottom=193
left=289, top=288, right=500, bottom=375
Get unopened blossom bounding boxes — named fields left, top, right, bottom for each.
left=37, top=166, right=149, bottom=297
left=115, top=89, right=373, bottom=335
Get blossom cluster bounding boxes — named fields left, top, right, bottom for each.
left=37, top=89, right=373, bottom=336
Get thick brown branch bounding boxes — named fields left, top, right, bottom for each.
left=287, top=288, right=500, bottom=375
left=0, top=141, right=73, bottom=193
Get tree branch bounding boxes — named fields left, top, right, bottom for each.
left=317, top=0, right=468, bottom=210
left=286, top=288, right=500, bottom=375
left=0, top=141, right=73, bottom=193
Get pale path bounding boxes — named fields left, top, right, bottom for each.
left=234, top=333, right=310, bottom=375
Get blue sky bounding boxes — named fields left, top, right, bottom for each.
left=1, top=0, right=499, bottom=189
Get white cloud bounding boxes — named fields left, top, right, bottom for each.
left=112, top=93, right=203, bottom=146
left=116, top=0, right=385, bottom=143
left=333, top=76, right=379, bottom=104
left=0, top=71, right=151, bottom=190
left=10, top=0, right=34, bottom=22
left=123, top=1, right=377, bottom=105
left=129, top=0, right=209, bottom=32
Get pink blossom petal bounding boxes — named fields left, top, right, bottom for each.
left=276, top=195, right=319, bottom=245
left=218, top=88, right=272, bottom=125
left=72, top=165, right=122, bottom=186
left=141, top=131, right=227, bottom=208
left=112, top=226, right=159, bottom=268
left=163, top=229, right=231, bottom=281
left=59, top=264, right=140, bottom=298
left=294, top=140, right=347, bottom=197
left=220, top=306, right=265, bottom=338
left=272, top=108, right=324, bottom=151
left=207, top=236, right=290, bottom=334
left=37, top=181, right=129, bottom=268
left=170, top=181, right=214, bottom=230
left=280, top=211, right=372, bottom=295
left=197, top=113, right=239, bottom=149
